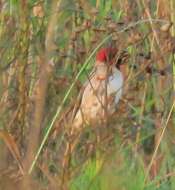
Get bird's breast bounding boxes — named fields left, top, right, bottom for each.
left=73, top=69, right=123, bottom=128
left=83, top=71, right=122, bottom=115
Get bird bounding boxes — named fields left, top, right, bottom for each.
left=72, top=47, right=127, bottom=131
left=62, top=46, right=128, bottom=170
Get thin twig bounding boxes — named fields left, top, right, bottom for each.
left=142, top=100, right=175, bottom=189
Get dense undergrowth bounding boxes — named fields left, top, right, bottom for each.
left=0, top=0, right=174, bottom=190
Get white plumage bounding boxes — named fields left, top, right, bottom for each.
left=73, top=65, right=123, bottom=129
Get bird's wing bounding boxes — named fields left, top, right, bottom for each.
left=108, top=69, right=123, bottom=105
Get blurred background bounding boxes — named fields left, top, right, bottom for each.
left=0, top=0, right=174, bottom=189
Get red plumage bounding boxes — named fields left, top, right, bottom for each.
left=96, top=47, right=118, bottom=64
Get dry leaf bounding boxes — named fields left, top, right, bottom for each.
left=0, top=130, right=24, bottom=174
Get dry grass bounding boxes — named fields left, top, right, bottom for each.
left=0, top=0, right=174, bottom=190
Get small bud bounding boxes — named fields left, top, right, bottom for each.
left=127, top=32, right=142, bottom=44
left=33, top=4, right=44, bottom=18
left=90, top=8, right=99, bottom=15
left=160, top=22, right=172, bottom=32
left=82, top=19, right=91, bottom=29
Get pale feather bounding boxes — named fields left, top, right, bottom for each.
left=73, top=67, right=123, bottom=129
